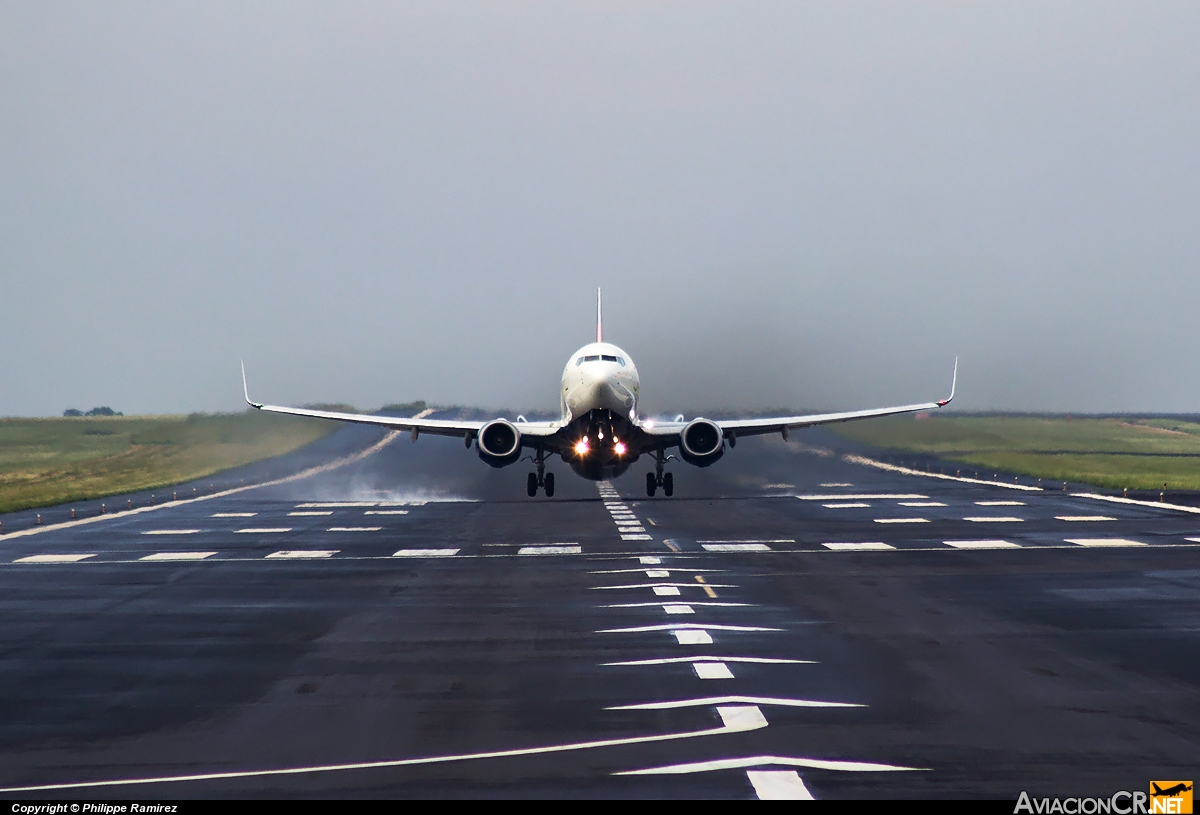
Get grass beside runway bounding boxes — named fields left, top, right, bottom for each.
left=832, top=414, right=1200, bottom=491
left=0, top=411, right=336, bottom=513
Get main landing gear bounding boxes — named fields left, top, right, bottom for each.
left=527, top=446, right=555, bottom=497
left=646, top=447, right=673, bottom=497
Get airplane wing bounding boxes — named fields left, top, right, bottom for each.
left=241, top=362, right=561, bottom=439
left=639, top=358, right=957, bottom=440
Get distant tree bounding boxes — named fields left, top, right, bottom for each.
left=63, top=408, right=83, bottom=417
left=85, top=406, right=122, bottom=417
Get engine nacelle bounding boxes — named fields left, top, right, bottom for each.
left=679, top=418, right=724, bottom=467
left=477, top=419, right=522, bottom=467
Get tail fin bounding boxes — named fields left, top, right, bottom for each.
left=596, top=287, right=603, bottom=343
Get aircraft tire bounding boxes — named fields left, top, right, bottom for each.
left=544, top=473, right=555, bottom=497
left=646, top=472, right=657, bottom=497
left=527, top=473, right=538, bottom=497
left=663, top=472, right=674, bottom=497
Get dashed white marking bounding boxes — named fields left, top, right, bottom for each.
left=717, top=705, right=768, bottom=730
left=694, top=662, right=734, bottom=679
left=14, top=554, right=96, bottom=563
left=663, top=604, right=694, bottom=614
left=289, top=511, right=333, bottom=516
left=819, top=482, right=853, bottom=487
left=363, top=510, right=409, bottom=515
left=596, top=623, right=782, bottom=634
left=266, top=550, right=339, bottom=559
left=212, top=512, right=257, bottom=518
left=139, top=552, right=217, bottom=562
left=1066, top=538, right=1147, bottom=547
left=327, top=526, right=383, bottom=532
left=698, top=539, right=793, bottom=544
left=943, top=540, right=1020, bottom=550
left=615, top=754, right=923, bottom=776
left=392, top=548, right=460, bottom=557
left=1187, top=537, right=1200, bottom=544
left=618, top=526, right=646, bottom=533
left=796, top=494, right=927, bottom=501
left=1056, top=516, right=1116, bottom=522
left=295, top=502, right=378, bottom=508
left=602, top=656, right=813, bottom=666
left=235, top=527, right=291, bottom=534
left=976, top=501, right=1025, bottom=506
left=702, top=543, right=771, bottom=552
left=963, top=516, right=1024, bottom=523
left=747, top=770, right=815, bottom=800
left=899, top=502, right=946, bottom=507
left=608, top=696, right=863, bottom=711
left=873, top=518, right=928, bottom=524
left=674, top=630, right=713, bottom=644
left=653, top=586, right=681, bottom=596
left=518, top=545, right=582, bottom=555
left=822, top=542, right=894, bottom=551
left=141, top=529, right=200, bottom=535
left=621, top=534, right=653, bottom=541
left=639, top=556, right=662, bottom=565
left=645, top=569, right=670, bottom=578
left=823, top=502, right=871, bottom=508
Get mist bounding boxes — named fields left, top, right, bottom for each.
left=2, top=2, right=1198, bottom=416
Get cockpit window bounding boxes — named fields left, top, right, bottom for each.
left=616, top=357, right=625, bottom=366
left=575, top=357, right=584, bottom=365
left=601, top=355, right=617, bottom=362
left=585, top=354, right=600, bottom=362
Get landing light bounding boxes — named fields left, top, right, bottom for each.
left=574, top=440, right=589, bottom=456
left=614, top=441, right=627, bottom=455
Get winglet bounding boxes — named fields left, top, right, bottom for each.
left=241, top=360, right=263, bottom=409
left=937, top=357, right=958, bottom=407
left=596, top=287, right=603, bottom=343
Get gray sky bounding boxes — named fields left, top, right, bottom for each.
left=2, top=2, right=1198, bottom=417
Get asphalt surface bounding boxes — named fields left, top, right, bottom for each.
left=1, top=424, right=1198, bottom=799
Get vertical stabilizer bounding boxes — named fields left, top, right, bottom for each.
left=596, top=287, right=603, bottom=343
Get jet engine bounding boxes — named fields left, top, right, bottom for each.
left=679, top=418, right=724, bottom=467
left=477, top=419, right=522, bottom=467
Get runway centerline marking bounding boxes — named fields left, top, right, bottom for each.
left=1066, top=538, right=1147, bottom=547
left=663, top=604, right=694, bottom=614
left=14, top=554, right=96, bottom=563
left=364, top=510, right=409, bottom=515
left=327, top=526, right=383, bottom=532
left=694, top=662, right=735, bottom=679
left=597, top=623, right=783, bottom=634
left=823, top=542, right=895, bottom=551
left=899, top=502, right=946, bottom=507
left=819, top=482, right=853, bottom=487
left=698, top=539, right=793, bottom=544
left=602, top=656, right=814, bottom=666
left=140, top=529, right=201, bottom=535
left=796, top=494, right=927, bottom=501
left=977, top=501, right=1025, bottom=506
left=139, top=552, right=216, bottom=562
left=600, top=602, right=750, bottom=609
left=289, top=511, right=333, bottom=516
left=963, top=516, right=1024, bottom=523
left=519, top=545, right=582, bottom=555
left=824, top=502, right=871, bottom=508
left=1056, top=516, right=1116, bottom=522
left=392, top=548, right=460, bottom=557
left=874, top=518, right=928, bottom=524
left=702, top=543, right=772, bottom=552
left=235, top=527, right=291, bottom=534
left=607, top=695, right=863, bottom=711
left=266, top=550, right=339, bottom=559
left=943, top=540, right=1020, bottom=550
left=675, top=630, right=713, bottom=644
left=212, top=512, right=257, bottom=518
left=654, top=586, right=681, bottom=596
left=592, top=583, right=735, bottom=590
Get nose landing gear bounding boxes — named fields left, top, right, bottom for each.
left=527, top=446, right=555, bottom=497
left=646, top=447, right=674, bottom=497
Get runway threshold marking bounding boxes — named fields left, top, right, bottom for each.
left=654, top=586, right=680, bottom=596
left=639, top=556, right=662, bottom=564
left=822, top=542, right=894, bottom=551
left=747, top=771, right=816, bottom=800
left=266, top=550, right=339, bottom=559
left=943, top=540, right=1020, bottom=550
left=0, top=708, right=769, bottom=794
left=141, top=530, right=201, bottom=535
left=392, top=549, right=460, bottom=557
left=622, top=534, right=653, bottom=541
left=694, top=662, right=734, bottom=679
left=602, top=656, right=813, bottom=666
left=14, top=554, right=95, bottom=563
left=676, top=631, right=712, bottom=644
left=1066, top=538, right=1147, bottom=547
left=139, top=552, right=216, bottom=562
left=1056, top=516, right=1116, bottom=522
left=702, top=543, right=772, bottom=552
left=664, top=604, right=693, bottom=614
left=615, top=754, right=922, bottom=776
left=518, top=545, right=582, bottom=555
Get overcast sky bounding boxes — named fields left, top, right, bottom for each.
left=2, top=2, right=1198, bottom=417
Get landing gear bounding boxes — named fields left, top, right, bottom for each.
left=646, top=447, right=674, bottom=497
left=528, top=445, right=554, bottom=497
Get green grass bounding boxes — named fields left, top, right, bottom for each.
left=831, top=414, right=1200, bottom=491
left=0, top=411, right=337, bottom=514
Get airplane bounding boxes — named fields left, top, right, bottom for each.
left=242, top=289, right=957, bottom=498
left=1152, top=784, right=1193, bottom=798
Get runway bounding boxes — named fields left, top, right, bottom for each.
left=1, top=423, right=1198, bottom=799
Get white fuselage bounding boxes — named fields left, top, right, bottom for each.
left=560, top=342, right=640, bottom=425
